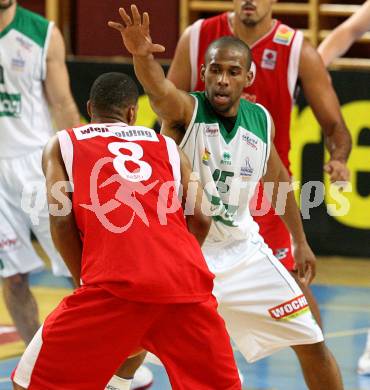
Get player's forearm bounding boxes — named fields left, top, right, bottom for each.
left=133, top=54, right=169, bottom=101
left=50, top=215, right=82, bottom=286
left=323, top=123, right=352, bottom=162
left=186, top=215, right=211, bottom=247
left=318, top=28, right=354, bottom=66
left=268, top=167, right=307, bottom=244
left=51, top=99, right=80, bottom=130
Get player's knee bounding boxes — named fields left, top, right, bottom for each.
left=3, top=273, right=29, bottom=293
left=293, top=341, right=329, bottom=358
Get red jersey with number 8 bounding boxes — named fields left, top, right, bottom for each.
left=57, top=123, right=214, bottom=303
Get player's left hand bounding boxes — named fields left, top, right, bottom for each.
left=324, top=159, right=350, bottom=184
left=108, top=4, right=165, bottom=57
left=293, top=240, right=316, bottom=286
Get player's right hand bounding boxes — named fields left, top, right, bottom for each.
left=293, top=240, right=316, bottom=286
left=108, top=4, right=165, bottom=57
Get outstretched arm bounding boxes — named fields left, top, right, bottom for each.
left=108, top=5, right=194, bottom=127
left=42, top=135, right=82, bottom=286
left=263, top=119, right=316, bottom=285
left=179, top=147, right=211, bottom=246
left=318, top=0, right=370, bottom=66
left=299, top=40, right=352, bottom=182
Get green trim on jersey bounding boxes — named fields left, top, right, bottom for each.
left=190, top=91, right=268, bottom=144
left=0, top=5, right=50, bottom=47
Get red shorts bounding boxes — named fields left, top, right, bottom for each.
left=251, top=184, right=295, bottom=271
left=13, top=286, right=241, bottom=390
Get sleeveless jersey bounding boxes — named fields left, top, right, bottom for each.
left=180, top=92, right=271, bottom=251
left=189, top=13, right=303, bottom=171
left=58, top=123, right=214, bottom=303
left=0, top=6, right=54, bottom=158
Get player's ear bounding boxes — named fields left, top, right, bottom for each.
left=200, top=64, right=206, bottom=82
left=245, top=70, right=254, bottom=87
left=86, top=100, right=92, bottom=119
left=127, top=104, right=138, bottom=126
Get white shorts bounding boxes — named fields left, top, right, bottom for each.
left=204, top=236, right=324, bottom=363
left=0, top=149, right=70, bottom=278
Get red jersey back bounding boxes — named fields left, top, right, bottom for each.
left=190, top=13, right=303, bottom=171
left=57, top=123, right=214, bottom=303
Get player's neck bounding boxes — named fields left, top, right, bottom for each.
left=90, top=115, right=128, bottom=125
left=0, top=3, right=16, bottom=32
left=231, top=12, right=275, bottom=46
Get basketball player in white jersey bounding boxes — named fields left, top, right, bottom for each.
left=108, top=5, right=344, bottom=389
left=0, top=0, right=79, bottom=344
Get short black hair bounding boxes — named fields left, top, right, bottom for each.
left=89, top=72, right=139, bottom=115
left=205, top=36, right=252, bottom=70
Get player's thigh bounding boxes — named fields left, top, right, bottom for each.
left=145, top=296, right=241, bottom=390
left=216, top=247, right=323, bottom=363
left=13, top=286, right=156, bottom=390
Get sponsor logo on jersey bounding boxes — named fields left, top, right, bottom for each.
left=202, top=148, right=211, bottom=165
left=0, top=92, right=22, bottom=117
left=220, top=151, right=232, bottom=165
left=240, top=157, right=254, bottom=178
left=275, top=247, right=289, bottom=260
left=11, top=50, right=26, bottom=71
left=269, top=294, right=309, bottom=320
left=205, top=123, right=219, bottom=137
left=16, top=36, right=33, bottom=51
left=273, top=25, right=295, bottom=46
left=75, top=125, right=158, bottom=142
left=261, top=49, right=277, bottom=70
left=242, top=133, right=258, bottom=150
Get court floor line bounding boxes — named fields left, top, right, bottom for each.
left=325, top=327, right=369, bottom=339
left=320, top=304, right=370, bottom=313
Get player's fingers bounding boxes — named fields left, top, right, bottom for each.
left=142, top=12, right=150, bottom=35
left=131, top=4, right=142, bottom=25
left=323, top=163, right=332, bottom=173
left=119, top=7, right=132, bottom=26
left=309, top=259, right=316, bottom=281
left=152, top=43, right=166, bottom=53
left=297, top=262, right=306, bottom=283
left=108, top=21, right=124, bottom=32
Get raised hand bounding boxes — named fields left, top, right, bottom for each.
left=108, top=4, right=165, bottom=57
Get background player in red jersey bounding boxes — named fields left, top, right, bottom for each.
left=167, top=0, right=352, bottom=325
left=12, top=72, right=241, bottom=390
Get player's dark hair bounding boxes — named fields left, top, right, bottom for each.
left=89, top=72, right=139, bottom=114
left=205, top=36, right=252, bottom=70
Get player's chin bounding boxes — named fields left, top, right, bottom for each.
left=210, top=98, right=232, bottom=113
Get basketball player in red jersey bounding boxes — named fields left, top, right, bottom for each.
left=167, top=0, right=352, bottom=324
left=12, top=72, right=241, bottom=390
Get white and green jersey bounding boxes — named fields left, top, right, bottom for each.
left=0, top=6, right=54, bottom=158
left=181, top=92, right=271, bottom=252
